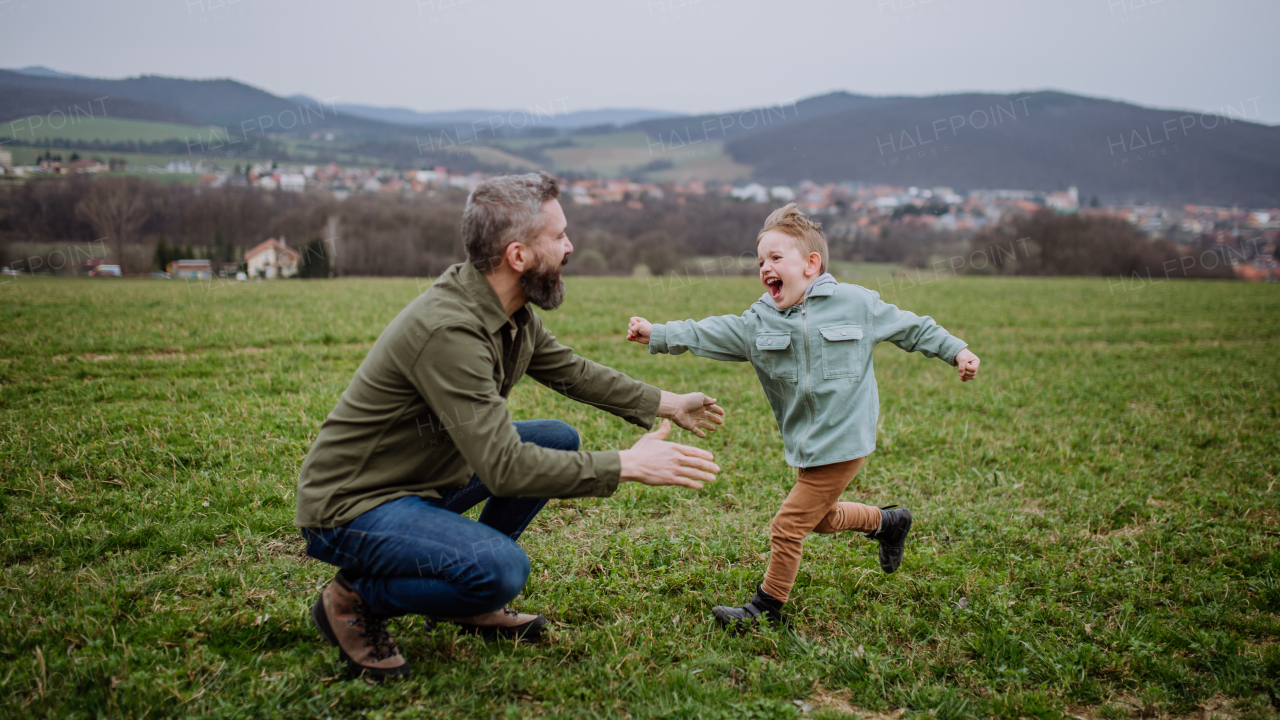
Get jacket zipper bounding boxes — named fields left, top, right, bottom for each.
left=798, top=303, right=818, bottom=463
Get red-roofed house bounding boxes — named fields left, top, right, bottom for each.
left=245, top=237, right=299, bottom=279
left=167, top=259, right=213, bottom=279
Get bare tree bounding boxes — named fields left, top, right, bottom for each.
left=75, top=178, right=151, bottom=274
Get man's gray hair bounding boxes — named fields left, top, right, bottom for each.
left=461, top=171, right=560, bottom=274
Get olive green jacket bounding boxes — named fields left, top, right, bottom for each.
left=294, top=262, right=661, bottom=529
left=648, top=281, right=966, bottom=468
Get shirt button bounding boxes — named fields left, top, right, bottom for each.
left=767, top=339, right=773, bottom=345
left=841, top=330, right=847, bottom=336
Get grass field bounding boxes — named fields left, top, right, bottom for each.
left=3, top=145, right=277, bottom=178
left=5, top=116, right=214, bottom=145
left=1, top=274, right=1277, bottom=720
left=492, top=131, right=753, bottom=181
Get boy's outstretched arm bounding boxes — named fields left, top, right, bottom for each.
left=869, top=294, right=980, bottom=381
left=626, top=314, right=752, bottom=362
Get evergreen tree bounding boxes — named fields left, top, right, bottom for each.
left=153, top=234, right=170, bottom=271
left=298, top=238, right=330, bottom=279
left=213, top=229, right=230, bottom=263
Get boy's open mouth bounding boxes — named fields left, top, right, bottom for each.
left=764, top=276, right=783, bottom=301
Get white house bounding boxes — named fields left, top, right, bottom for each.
left=730, top=183, right=769, bottom=203
left=244, top=237, right=300, bottom=279
left=770, top=186, right=795, bottom=202
left=279, top=173, right=307, bottom=192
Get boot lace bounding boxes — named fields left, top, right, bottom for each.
left=351, top=602, right=400, bottom=662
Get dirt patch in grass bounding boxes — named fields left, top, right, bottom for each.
left=808, top=687, right=906, bottom=718
left=1070, top=695, right=1257, bottom=720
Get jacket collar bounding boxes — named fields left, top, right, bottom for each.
left=454, top=261, right=531, bottom=334
left=757, top=272, right=838, bottom=313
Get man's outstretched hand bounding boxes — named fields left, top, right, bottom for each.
left=955, top=348, right=980, bottom=382
left=619, top=420, right=719, bottom=490
left=658, top=391, right=725, bottom=438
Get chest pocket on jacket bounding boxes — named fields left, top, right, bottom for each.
left=755, top=332, right=797, bottom=382
left=819, top=324, right=863, bottom=380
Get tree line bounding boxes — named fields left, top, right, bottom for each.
left=0, top=175, right=1235, bottom=280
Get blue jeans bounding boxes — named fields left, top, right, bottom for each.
left=302, top=419, right=577, bottom=618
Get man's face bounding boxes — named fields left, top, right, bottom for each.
left=519, top=199, right=574, bottom=310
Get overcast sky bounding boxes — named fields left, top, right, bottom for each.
left=2, top=0, right=1277, bottom=124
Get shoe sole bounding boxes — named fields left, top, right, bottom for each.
left=311, top=593, right=339, bottom=647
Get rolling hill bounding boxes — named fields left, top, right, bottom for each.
left=720, top=91, right=1280, bottom=207
left=3, top=67, right=1277, bottom=206
left=0, top=70, right=419, bottom=139
left=0, top=83, right=200, bottom=126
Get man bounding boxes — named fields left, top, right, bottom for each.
left=295, top=171, right=725, bottom=679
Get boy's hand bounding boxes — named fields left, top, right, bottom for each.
left=658, top=391, right=725, bottom=439
left=955, top=348, right=980, bottom=382
left=626, top=317, right=652, bottom=345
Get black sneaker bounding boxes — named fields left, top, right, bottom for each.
left=866, top=505, right=912, bottom=573
left=712, top=584, right=789, bottom=629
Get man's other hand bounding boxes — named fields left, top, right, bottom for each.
left=619, top=420, right=719, bottom=490
left=955, top=348, right=980, bottom=382
left=658, top=391, right=725, bottom=439
left=626, top=317, right=652, bottom=345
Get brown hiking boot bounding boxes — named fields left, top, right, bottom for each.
left=311, top=571, right=410, bottom=679
left=441, top=607, right=548, bottom=641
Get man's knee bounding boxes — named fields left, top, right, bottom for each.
left=470, top=537, right=530, bottom=603
left=539, top=420, right=580, bottom=452
left=495, top=545, right=531, bottom=601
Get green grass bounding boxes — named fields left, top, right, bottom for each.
left=1, top=274, right=1278, bottom=720
left=491, top=130, right=749, bottom=180
left=4, top=116, right=214, bottom=145
left=3, top=145, right=277, bottom=176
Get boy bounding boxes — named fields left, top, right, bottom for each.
left=626, top=203, right=980, bottom=628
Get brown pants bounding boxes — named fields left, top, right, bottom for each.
left=760, top=457, right=880, bottom=603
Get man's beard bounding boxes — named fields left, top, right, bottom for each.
left=519, top=250, right=567, bottom=310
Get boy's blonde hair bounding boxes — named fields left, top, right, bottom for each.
left=756, top=203, right=829, bottom=273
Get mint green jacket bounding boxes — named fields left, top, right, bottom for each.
left=648, top=282, right=967, bottom=468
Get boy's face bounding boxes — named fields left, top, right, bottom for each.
left=758, top=230, right=822, bottom=309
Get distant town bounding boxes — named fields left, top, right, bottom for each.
left=3, top=149, right=1277, bottom=281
